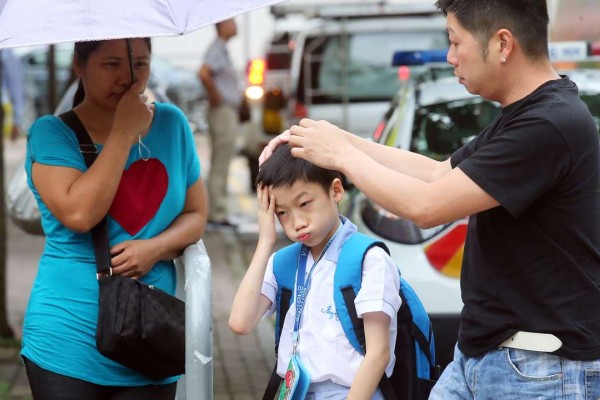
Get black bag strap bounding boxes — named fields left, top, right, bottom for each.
left=411, top=321, right=433, bottom=366
left=262, top=287, right=292, bottom=399
left=262, top=364, right=281, bottom=400
left=58, top=110, right=112, bottom=277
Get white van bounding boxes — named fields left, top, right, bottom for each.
left=241, top=1, right=448, bottom=186
left=287, top=3, right=448, bottom=138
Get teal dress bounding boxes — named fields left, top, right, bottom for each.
left=21, top=102, right=200, bottom=385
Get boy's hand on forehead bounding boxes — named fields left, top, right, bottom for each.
left=256, top=184, right=277, bottom=247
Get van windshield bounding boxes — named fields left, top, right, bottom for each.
left=300, top=30, right=448, bottom=104
left=410, top=93, right=600, bottom=160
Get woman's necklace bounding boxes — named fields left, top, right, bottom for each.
left=138, top=135, right=151, bottom=161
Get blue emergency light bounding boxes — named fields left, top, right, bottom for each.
left=392, top=49, right=448, bottom=66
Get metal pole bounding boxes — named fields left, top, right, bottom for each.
left=175, top=240, right=213, bottom=400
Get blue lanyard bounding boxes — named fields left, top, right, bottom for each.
left=292, top=227, right=341, bottom=351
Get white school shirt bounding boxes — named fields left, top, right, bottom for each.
left=261, top=222, right=401, bottom=387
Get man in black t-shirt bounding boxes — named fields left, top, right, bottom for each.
left=259, top=0, right=600, bottom=398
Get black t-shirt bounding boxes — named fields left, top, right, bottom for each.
left=451, top=77, right=600, bottom=360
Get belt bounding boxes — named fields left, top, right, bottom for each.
left=500, top=331, right=562, bottom=353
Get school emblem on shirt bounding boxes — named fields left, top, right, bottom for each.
left=321, top=305, right=339, bottom=320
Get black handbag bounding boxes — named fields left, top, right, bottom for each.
left=59, top=110, right=186, bottom=380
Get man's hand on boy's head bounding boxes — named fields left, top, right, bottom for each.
left=256, top=185, right=277, bottom=247
left=288, top=119, right=353, bottom=172
left=259, top=130, right=290, bottom=166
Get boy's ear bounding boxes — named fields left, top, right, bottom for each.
left=330, top=178, right=344, bottom=202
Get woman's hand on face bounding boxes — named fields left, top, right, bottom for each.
left=256, top=185, right=277, bottom=247
left=110, top=239, right=159, bottom=279
left=258, top=130, right=290, bottom=166
left=112, top=81, right=155, bottom=144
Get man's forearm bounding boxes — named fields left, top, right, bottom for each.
left=345, top=131, right=450, bottom=183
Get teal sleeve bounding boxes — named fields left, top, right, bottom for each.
left=27, top=115, right=87, bottom=172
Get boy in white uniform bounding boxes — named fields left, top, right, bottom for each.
left=229, top=144, right=401, bottom=399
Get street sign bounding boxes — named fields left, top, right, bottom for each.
left=548, top=41, right=589, bottom=62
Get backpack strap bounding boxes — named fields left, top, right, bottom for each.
left=272, top=242, right=301, bottom=346
left=333, top=233, right=401, bottom=398
left=335, top=232, right=440, bottom=399
left=400, top=277, right=437, bottom=376
left=334, top=232, right=389, bottom=355
left=263, top=242, right=302, bottom=400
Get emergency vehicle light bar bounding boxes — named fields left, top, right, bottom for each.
left=392, top=49, right=447, bottom=66
left=392, top=41, right=600, bottom=67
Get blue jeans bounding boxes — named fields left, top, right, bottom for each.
left=430, top=344, right=600, bottom=400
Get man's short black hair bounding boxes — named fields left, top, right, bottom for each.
left=435, top=0, right=549, bottom=60
left=256, top=144, right=342, bottom=193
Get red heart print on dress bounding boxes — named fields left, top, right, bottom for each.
left=108, top=158, right=168, bottom=235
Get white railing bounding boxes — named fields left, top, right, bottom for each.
left=175, top=240, right=213, bottom=400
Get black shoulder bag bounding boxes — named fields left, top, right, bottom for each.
left=59, top=110, right=186, bottom=380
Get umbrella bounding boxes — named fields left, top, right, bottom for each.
left=0, top=0, right=286, bottom=82
left=0, top=0, right=284, bottom=49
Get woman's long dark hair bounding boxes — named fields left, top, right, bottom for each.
left=72, top=38, right=152, bottom=108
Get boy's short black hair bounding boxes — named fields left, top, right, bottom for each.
left=256, top=144, right=342, bottom=193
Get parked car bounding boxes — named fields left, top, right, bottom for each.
left=288, top=12, right=447, bottom=138
left=343, top=45, right=600, bottom=370
left=150, top=56, right=207, bottom=133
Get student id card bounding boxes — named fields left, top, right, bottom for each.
left=277, top=354, right=310, bottom=400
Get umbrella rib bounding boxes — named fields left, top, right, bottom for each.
left=163, top=0, right=180, bottom=33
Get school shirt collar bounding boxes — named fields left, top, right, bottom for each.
left=322, top=215, right=357, bottom=263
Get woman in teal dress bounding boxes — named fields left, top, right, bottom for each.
left=21, top=38, right=207, bottom=399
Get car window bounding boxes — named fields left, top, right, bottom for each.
left=300, top=30, right=448, bottom=104
left=411, top=98, right=500, bottom=160
left=409, top=91, right=600, bottom=161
